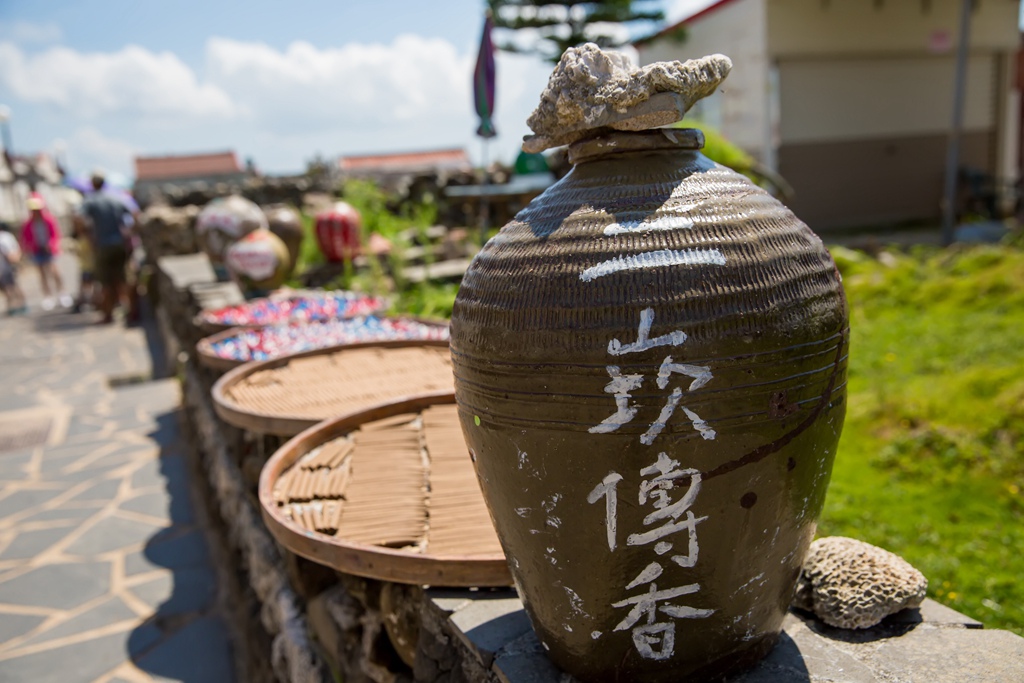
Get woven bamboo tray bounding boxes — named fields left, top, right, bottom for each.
left=195, top=316, right=449, bottom=373
left=258, top=393, right=512, bottom=586
left=212, top=339, right=453, bottom=435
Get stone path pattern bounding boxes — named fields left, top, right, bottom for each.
left=0, top=254, right=234, bottom=682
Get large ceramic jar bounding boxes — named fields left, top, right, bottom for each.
left=264, top=203, right=304, bottom=270
left=196, top=195, right=267, bottom=266
left=451, top=127, right=848, bottom=681
left=224, top=228, right=290, bottom=294
left=315, top=201, right=362, bottom=263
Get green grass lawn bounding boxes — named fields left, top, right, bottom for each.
left=821, top=236, right=1024, bottom=634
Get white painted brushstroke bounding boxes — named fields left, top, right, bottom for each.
left=607, top=308, right=687, bottom=356
left=661, top=605, right=716, bottom=619
left=628, top=510, right=708, bottom=547
left=626, top=562, right=664, bottom=590
left=612, top=583, right=702, bottom=631
left=591, top=631, right=603, bottom=640
left=580, top=248, right=726, bottom=282
left=656, top=358, right=713, bottom=391
left=587, top=472, right=623, bottom=551
left=602, top=211, right=696, bottom=236
left=589, top=366, right=643, bottom=433
left=565, top=587, right=592, bottom=618
left=517, top=449, right=528, bottom=469
left=735, top=573, right=766, bottom=594
left=683, top=407, right=717, bottom=440
left=640, top=387, right=684, bottom=445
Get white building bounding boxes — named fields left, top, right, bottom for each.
left=636, top=0, right=1021, bottom=231
left=0, top=152, right=78, bottom=233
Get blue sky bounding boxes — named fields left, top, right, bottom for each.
left=0, top=0, right=696, bottom=180
left=4, top=1, right=1019, bottom=181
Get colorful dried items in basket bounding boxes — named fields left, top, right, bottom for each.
left=198, top=291, right=386, bottom=329
left=207, top=316, right=449, bottom=362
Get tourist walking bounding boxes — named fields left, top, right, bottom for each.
left=20, top=193, right=70, bottom=310
left=76, top=171, right=134, bottom=324
left=0, top=223, right=27, bottom=314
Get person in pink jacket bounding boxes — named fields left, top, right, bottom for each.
left=20, top=193, right=70, bottom=310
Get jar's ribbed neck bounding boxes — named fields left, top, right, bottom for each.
left=567, top=128, right=705, bottom=165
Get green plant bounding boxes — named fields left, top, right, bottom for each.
left=291, top=180, right=451, bottom=316
left=819, top=236, right=1024, bottom=634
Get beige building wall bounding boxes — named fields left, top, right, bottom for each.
left=638, top=0, right=1020, bottom=231
left=637, top=0, right=772, bottom=162
left=767, top=0, right=1020, bottom=230
left=777, top=55, right=999, bottom=144
left=767, top=0, right=1020, bottom=57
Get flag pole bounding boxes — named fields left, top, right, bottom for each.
left=473, top=10, right=496, bottom=248
left=481, top=138, right=490, bottom=246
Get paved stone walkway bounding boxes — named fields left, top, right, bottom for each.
left=0, top=255, right=234, bottom=682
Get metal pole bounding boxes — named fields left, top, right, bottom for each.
left=0, top=105, right=12, bottom=157
left=941, top=0, right=973, bottom=246
left=480, top=138, right=490, bottom=246
left=0, top=122, right=11, bottom=157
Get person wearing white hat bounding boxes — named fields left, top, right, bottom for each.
left=20, top=192, right=70, bottom=310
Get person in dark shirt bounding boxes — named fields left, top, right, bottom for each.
left=76, top=171, right=133, bottom=324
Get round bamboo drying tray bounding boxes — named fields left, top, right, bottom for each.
left=259, top=393, right=512, bottom=586
left=195, top=316, right=450, bottom=373
left=212, top=339, right=453, bottom=435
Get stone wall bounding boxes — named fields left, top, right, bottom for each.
left=156, top=253, right=1024, bottom=683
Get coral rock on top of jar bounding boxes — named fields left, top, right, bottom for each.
left=451, top=44, right=849, bottom=683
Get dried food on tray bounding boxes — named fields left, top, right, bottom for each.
left=270, top=404, right=503, bottom=557
left=202, top=316, right=448, bottom=364
left=219, top=345, right=453, bottom=433
left=198, top=290, right=387, bottom=329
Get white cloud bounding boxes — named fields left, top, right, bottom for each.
left=66, top=127, right=138, bottom=178
left=201, top=34, right=554, bottom=167
left=0, top=42, right=237, bottom=119
left=0, top=33, right=557, bottom=175
left=205, top=34, right=473, bottom=129
left=665, top=0, right=720, bottom=24
left=0, top=20, right=62, bottom=45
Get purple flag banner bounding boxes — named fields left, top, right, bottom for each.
left=474, top=15, right=497, bottom=139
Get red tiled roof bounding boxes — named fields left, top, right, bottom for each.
left=634, top=0, right=741, bottom=46
left=339, top=148, right=470, bottom=173
left=134, top=151, right=242, bottom=181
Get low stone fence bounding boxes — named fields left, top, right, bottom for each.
left=155, top=254, right=1024, bottom=683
